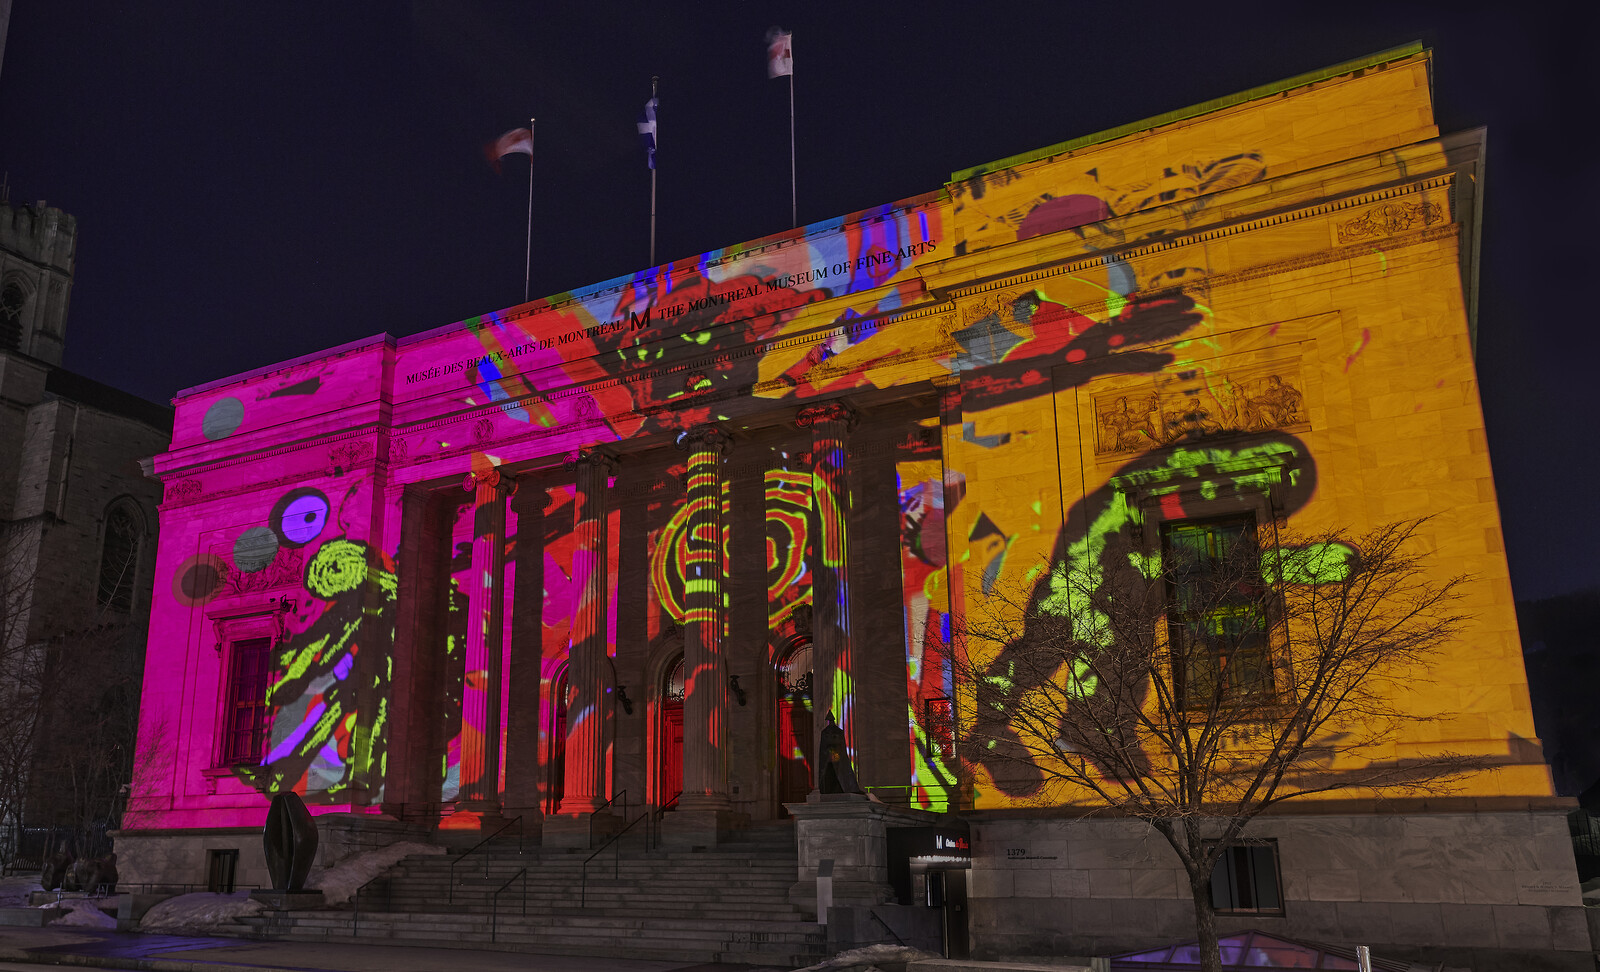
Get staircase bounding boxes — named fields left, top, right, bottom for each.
left=238, top=822, right=832, bottom=965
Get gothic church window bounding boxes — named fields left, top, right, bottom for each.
left=97, top=503, right=143, bottom=614
left=0, top=281, right=25, bottom=352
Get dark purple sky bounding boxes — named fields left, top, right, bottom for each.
left=0, top=2, right=1591, bottom=602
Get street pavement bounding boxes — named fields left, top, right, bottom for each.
left=0, top=926, right=798, bottom=972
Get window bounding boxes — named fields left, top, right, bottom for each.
left=223, top=637, right=272, bottom=765
left=1164, top=516, right=1273, bottom=706
left=0, top=281, right=24, bottom=352
left=1210, top=840, right=1283, bottom=915
left=97, top=504, right=142, bottom=613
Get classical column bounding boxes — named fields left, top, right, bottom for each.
left=458, top=467, right=514, bottom=807
left=558, top=449, right=618, bottom=815
left=798, top=400, right=858, bottom=785
left=504, top=484, right=551, bottom=820
left=675, top=425, right=732, bottom=812
left=382, top=484, right=445, bottom=816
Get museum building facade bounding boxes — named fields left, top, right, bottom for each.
left=119, top=46, right=1588, bottom=968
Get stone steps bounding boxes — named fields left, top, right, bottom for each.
left=241, top=907, right=829, bottom=965
left=240, top=823, right=835, bottom=964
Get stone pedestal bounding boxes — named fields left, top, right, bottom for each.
left=541, top=811, right=624, bottom=850
left=786, top=794, right=937, bottom=915
left=249, top=889, right=325, bottom=910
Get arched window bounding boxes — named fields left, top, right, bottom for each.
left=0, top=281, right=25, bottom=353
left=97, top=503, right=143, bottom=613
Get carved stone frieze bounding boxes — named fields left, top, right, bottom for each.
left=325, top=440, right=372, bottom=476
left=1094, top=367, right=1307, bottom=456
left=166, top=479, right=203, bottom=503
left=1336, top=200, right=1444, bottom=244
left=223, top=547, right=305, bottom=596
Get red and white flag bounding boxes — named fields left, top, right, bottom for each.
left=766, top=28, right=792, bottom=78
left=483, top=127, right=533, bottom=173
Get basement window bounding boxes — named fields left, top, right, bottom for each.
left=1210, top=840, right=1283, bottom=915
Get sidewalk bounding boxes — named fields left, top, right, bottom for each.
left=0, top=926, right=796, bottom=972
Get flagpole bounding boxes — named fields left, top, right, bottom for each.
left=788, top=72, right=796, bottom=227
left=525, top=117, right=535, bottom=303
left=650, top=77, right=658, bottom=267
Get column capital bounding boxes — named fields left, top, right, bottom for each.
left=675, top=425, right=732, bottom=455
left=797, top=400, right=858, bottom=431
left=462, top=467, right=516, bottom=497
left=568, top=447, right=620, bottom=476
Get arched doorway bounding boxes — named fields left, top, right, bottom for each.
left=658, top=655, right=684, bottom=808
left=776, top=638, right=813, bottom=811
left=544, top=667, right=568, bottom=814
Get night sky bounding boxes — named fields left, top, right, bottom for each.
left=0, top=2, right=1591, bottom=602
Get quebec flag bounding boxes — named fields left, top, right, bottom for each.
left=637, top=97, right=658, bottom=170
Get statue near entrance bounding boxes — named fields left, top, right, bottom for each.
left=818, top=712, right=864, bottom=795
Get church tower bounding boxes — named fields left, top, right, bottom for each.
left=0, top=197, right=76, bottom=365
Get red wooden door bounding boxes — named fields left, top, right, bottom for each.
left=777, top=639, right=813, bottom=811
left=545, top=669, right=568, bottom=814
left=660, top=701, right=684, bottom=806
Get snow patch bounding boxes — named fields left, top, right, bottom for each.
left=139, top=892, right=264, bottom=933
left=307, top=840, right=444, bottom=906
left=0, top=876, right=42, bottom=908
left=794, top=944, right=942, bottom=972
left=50, top=897, right=117, bottom=928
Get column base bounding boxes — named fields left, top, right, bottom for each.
left=542, top=811, right=624, bottom=849
left=659, top=807, right=745, bottom=848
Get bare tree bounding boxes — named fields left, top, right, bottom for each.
left=0, top=516, right=146, bottom=869
left=0, top=523, right=46, bottom=862
left=957, top=519, right=1483, bottom=972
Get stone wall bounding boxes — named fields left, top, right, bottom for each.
left=967, top=810, right=1590, bottom=971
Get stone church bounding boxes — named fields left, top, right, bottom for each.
left=1, top=196, right=169, bottom=856
left=118, top=46, right=1586, bottom=969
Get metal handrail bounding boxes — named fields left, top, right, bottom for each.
left=351, top=873, right=391, bottom=936
left=579, top=807, right=656, bottom=907
left=648, top=793, right=679, bottom=851
left=589, top=789, right=627, bottom=848
left=868, top=906, right=907, bottom=946
left=489, top=867, right=527, bottom=943
left=447, top=815, right=523, bottom=903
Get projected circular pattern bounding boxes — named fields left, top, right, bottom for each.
left=648, top=469, right=834, bottom=627
left=203, top=397, right=244, bottom=440
left=172, top=554, right=227, bottom=606
left=270, top=487, right=330, bottom=547
left=233, top=526, right=279, bottom=573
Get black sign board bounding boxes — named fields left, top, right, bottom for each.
left=887, top=823, right=972, bottom=905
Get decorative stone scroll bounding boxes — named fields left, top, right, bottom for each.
left=1094, top=368, right=1307, bottom=456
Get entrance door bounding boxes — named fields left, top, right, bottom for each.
left=659, top=656, right=684, bottom=806
left=545, top=667, right=568, bottom=814
left=777, top=639, right=814, bottom=811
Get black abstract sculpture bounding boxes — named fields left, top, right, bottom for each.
left=70, top=852, right=118, bottom=895
left=263, top=791, right=318, bottom=891
left=818, top=712, right=863, bottom=794
left=39, top=838, right=74, bottom=892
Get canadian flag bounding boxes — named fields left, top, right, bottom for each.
left=483, top=127, right=533, bottom=173
left=766, top=28, right=792, bottom=78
